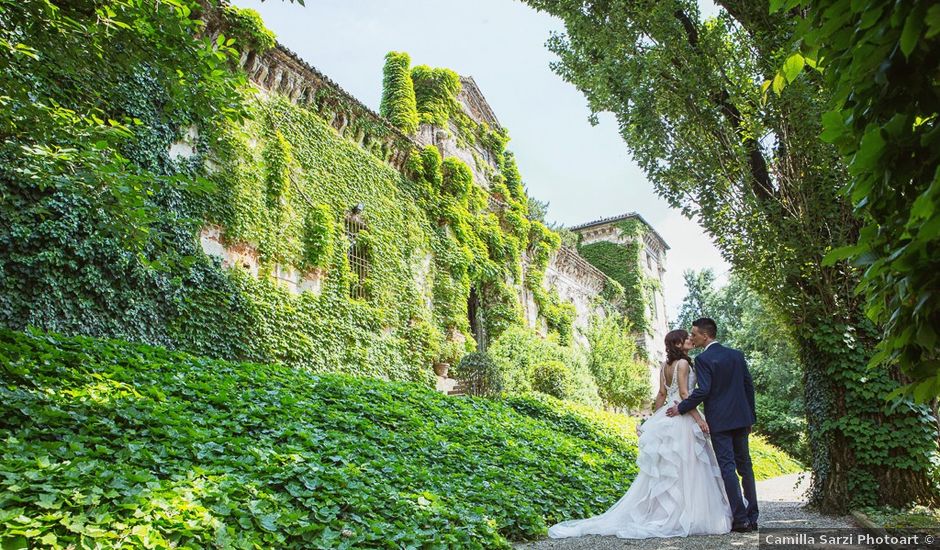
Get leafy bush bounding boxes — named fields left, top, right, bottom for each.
left=582, top=314, right=652, bottom=410
left=0, top=329, right=646, bottom=548
left=561, top=351, right=603, bottom=409
left=755, top=394, right=809, bottom=465
left=487, top=327, right=601, bottom=407
left=487, top=326, right=541, bottom=394
left=531, top=361, right=572, bottom=399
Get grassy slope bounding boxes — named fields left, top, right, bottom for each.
left=0, top=330, right=798, bottom=549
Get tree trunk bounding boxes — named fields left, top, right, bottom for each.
left=798, top=325, right=939, bottom=512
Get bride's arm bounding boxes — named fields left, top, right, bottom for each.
left=651, top=364, right=668, bottom=411
left=677, top=360, right=710, bottom=434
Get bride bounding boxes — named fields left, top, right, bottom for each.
left=548, top=329, right=732, bottom=539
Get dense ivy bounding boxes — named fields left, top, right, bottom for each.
left=379, top=52, right=419, bottom=134
left=220, top=5, right=276, bottom=54
left=488, top=326, right=601, bottom=407
left=402, top=52, right=573, bottom=346
left=576, top=220, right=655, bottom=336
left=412, top=65, right=462, bottom=128
left=0, top=0, right=574, bottom=385
left=410, top=63, right=510, bottom=181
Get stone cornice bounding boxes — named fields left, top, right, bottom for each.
left=240, top=46, right=416, bottom=170
left=204, top=2, right=417, bottom=172
left=569, top=212, right=670, bottom=252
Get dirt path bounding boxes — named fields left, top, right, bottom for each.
left=515, top=472, right=857, bottom=549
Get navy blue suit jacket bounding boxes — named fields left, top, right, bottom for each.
left=676, top=342, right=756, bottom=433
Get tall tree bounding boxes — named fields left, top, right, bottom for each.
left=672, top=269, right=717, bottom=331
left=521, top=0, right=938, bottom=510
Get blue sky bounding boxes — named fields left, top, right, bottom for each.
left=231, top=0, right=730, bottom=320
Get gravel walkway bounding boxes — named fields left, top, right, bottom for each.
left=515, top=472, right=857, bottom=549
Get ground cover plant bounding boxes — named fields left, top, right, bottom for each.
left=858, top=505, right=940, bottom=529
left=0, top=329, right=799, bottom=548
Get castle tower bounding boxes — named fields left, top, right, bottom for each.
left=570, top=213, right=670, bottom=397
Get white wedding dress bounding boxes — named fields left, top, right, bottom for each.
left=548, top=364, right=733, bottom=539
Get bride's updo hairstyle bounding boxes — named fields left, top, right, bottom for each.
left=664, top=329, right=691, bottom=366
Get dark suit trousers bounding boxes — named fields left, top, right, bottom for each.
left=710, top=427, right=758, bottom=527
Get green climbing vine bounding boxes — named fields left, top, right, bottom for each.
left=403, top=54, right=575, bottom=345
left=220, top=5, right=276, bottom=54
left=0, top=0, right=573, bottom=392
left=410, top=63, right=510, bottom=177
left=524, top=222, right=576, bottom=345
left=412, top=65, right=462, bottom=128
left=407, top=143, right=563, bottom=346
left=577, top=219, right=655, bottom=335
left=379, top=51, right=418, bottom=134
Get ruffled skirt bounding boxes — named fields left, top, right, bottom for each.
left=548, top=406, right=732, bottom=539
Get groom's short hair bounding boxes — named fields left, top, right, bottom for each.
left=692, top=317, right=718, bottom=339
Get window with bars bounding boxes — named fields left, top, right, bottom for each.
left=345, top=210, right=369, bottom=300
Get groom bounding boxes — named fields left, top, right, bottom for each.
left=666, top=317, right=758, bottom=532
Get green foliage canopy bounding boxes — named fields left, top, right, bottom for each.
left=777, top=0, right=940, bottom=401
left=487, top=326, right=601, bottom=407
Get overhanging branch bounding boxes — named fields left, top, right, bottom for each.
left=674, top=9, right=776, bottom=203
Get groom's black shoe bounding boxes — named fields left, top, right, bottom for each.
left=749, top=522, right=758, bottom=531
left=731, top=523, right=753, bottom=533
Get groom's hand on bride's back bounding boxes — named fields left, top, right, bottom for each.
left=665, top=401, right=680, bottom=417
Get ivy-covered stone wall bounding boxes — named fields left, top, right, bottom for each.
left=575, top=218, right=668, bottom=365
left=0, top=2, right=585, bottom=387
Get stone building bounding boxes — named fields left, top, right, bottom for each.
left=570, top=213, right=671, bottom=395
left=212, top=23, right=670, bottom=394
left=415, top=76, right=502, bottom=187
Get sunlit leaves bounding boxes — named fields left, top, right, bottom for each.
left=792, top=0, right=940, bottom=400
left=521, top=0, right=939, bottom=509
left=782, top=53, right=805, bottom=82
left=0, top=329, right=649, bottom=547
